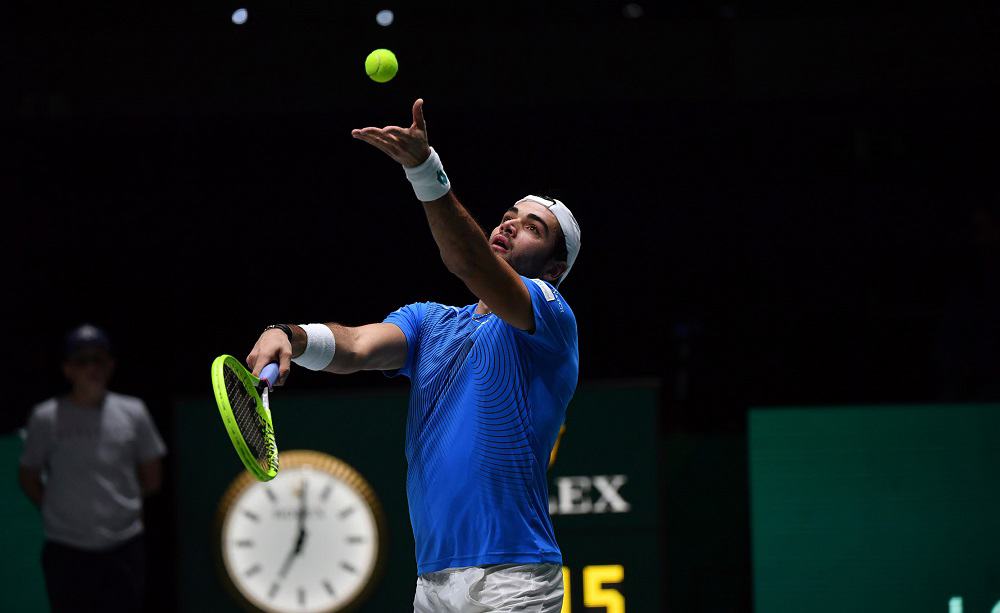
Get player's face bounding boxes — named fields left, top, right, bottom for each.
left=63, top=349, right=115, bottom=392
left=488, top=200, right=566, bottom=283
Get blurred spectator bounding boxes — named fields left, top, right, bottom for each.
left=18, top=324, right=167, bottom=613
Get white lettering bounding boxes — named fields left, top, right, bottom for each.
left=592, top=475, right=631, bottom=513
left=549, top=474, right=631, bottom=515
left=946, top=596, right=1000, bottom=613
left=557, top=476, right=592, bottom=514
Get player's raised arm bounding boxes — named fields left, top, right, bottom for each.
left=246, top=322, right=407, bottom=383
left=351, top=99, right=536, bottom=331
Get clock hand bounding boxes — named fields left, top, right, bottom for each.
left=277, top=546, right=297, bottom=579
left=293, top=479, right=308, bottom=554
left=278, top=480, right=309, bottom=579
left=292, top=521, right=306, bottom=554
left=277, top=529, right=306, bottom=579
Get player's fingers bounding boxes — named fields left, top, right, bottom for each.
left=356, top=130, right=403, bottom=156
left=361, top=134, right=398, bottom=156
left=412, top=98, right=426, bottom=132
left=246, top=349, right=258, bottom=371
left=383, top=126, right=431, bottom=166
left=368, top=128, right=404, bottom=145
left=352, top=127, right=396, bottom=142
left=384, top=126, right=411, bottom=139
left=351, top=130, right=386, bottom=148
left=352, top=127, right=383, bottom=141
left=254, top=350, right=276, bottom=377
left=278, top=352, right=291, bottom=386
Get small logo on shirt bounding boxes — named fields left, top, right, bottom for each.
left=531, top=278, right=556, bottom=302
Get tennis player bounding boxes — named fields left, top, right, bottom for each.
left=247, top=99, right=580, bottom=612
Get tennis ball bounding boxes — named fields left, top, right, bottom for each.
left=365, top=49, right=398, bottom=83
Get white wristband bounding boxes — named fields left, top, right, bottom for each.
left=404, top=147, right=451, bottom=202
left=291, top=324, right=336, bottom=371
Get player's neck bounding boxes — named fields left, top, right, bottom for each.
left=68, top=387, right=107, bottom=409
left=475, top=301, right=492, bottom=316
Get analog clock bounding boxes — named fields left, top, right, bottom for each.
left=215, top=450, right=387, bottom=613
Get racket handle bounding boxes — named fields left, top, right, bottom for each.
left=259, top=363, right=280, bottom=390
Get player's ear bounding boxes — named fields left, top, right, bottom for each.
left=541, top=260, right=567, bottom=284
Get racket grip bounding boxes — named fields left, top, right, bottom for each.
left=259, top=363, right=280, bottom=390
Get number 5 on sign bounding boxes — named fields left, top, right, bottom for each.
left=561, top=565, right=625, bottom=613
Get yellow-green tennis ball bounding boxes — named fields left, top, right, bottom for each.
left=365, top=49, right=398, bottom=83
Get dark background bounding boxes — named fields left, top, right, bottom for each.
left=10, top=1, right=1000, bottom=611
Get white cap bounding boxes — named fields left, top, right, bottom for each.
left=517, top=195, right=581, bottom=286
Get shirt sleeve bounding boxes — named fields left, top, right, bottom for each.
left=514, top=276, right=577, bottom=355
left=133, top=401, right=167, bottom=463
left=19, top=405, right=52, bottom=469
left=382, top=302, right=428, bottom=379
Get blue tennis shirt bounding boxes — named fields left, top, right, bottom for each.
left=384, top=276, right=579, bottom=575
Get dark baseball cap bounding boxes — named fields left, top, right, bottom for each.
left=65, top=324, right=112, bottom=357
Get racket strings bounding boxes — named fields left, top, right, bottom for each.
left=224, top=367, right=271, bottom=471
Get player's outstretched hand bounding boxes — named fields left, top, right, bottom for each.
left=352, top=98, right=432, bottom=168
left=246, top=329, right=292, bottom=385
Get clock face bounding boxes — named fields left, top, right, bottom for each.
left=217, top=451, right=386, bottom=613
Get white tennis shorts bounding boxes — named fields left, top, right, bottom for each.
left=413, top=563, right=564, bottom=613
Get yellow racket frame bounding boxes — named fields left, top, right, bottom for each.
left=211, top=355, right=279, bottom=481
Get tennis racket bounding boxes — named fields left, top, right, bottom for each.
left=211, top=355, right=281, bottom=481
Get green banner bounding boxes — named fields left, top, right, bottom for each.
left=0, top=434, right=48, bottom=612
left=750, top=405, right=1000, bottom=613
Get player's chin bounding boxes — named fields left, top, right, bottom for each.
left=490, top=244, right=511, bottom=258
